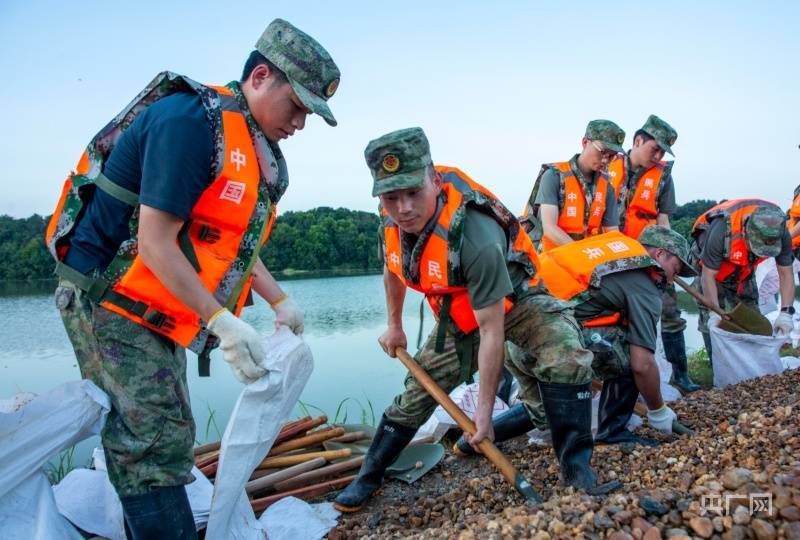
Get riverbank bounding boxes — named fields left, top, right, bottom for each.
left=332, top=368, right=800, bottom=539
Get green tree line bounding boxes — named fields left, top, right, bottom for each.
left=0, top=201, right=725, bottom=281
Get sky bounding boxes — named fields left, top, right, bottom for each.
left=1, top=0, right=798, bottom=218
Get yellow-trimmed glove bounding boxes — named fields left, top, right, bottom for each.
left=272, top=295, right=304, bottom=335
left=647, top=404, right=677, bottom=434
left=207, top=308, right=267, bottom=384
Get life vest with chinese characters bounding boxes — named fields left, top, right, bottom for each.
left=532, top=231, right=657, bottom=327
left=532, top=162, right=611, bottom=252
left=382, top=166, right=541, bottom=335
left=789, top=188, right=800, bottom=249
left=608, top=157, right=671, bottom=240
left=692, top=199, right=780, bottom=290
left=45, top=72, right=282, bottom=353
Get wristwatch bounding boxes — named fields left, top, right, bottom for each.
left=780, top=306, right=796, bottom=315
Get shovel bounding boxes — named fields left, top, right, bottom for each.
left=395, top=348, right=543, bottom=506
left=673, top=277, right=772, bottom=336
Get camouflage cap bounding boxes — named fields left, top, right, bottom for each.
left=585, top=119, right=625, bottom=153
left=640, top=115, right=677, bottom=156
left=256, top=19, right=340, bottom=126
left=745, top=206, right=786, bottom=258
left=365, top=127, right=433, bottom=197
left=639, top=225, right=697, bottom=277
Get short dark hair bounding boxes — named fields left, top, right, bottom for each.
left=240, top=50, right=288, bottom=84
left=634, top=129, right=655, bottom=144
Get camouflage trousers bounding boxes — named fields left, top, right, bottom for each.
left=693, top=276, right=759, bottom=334
left=385, top=294, right=594, bottom=429
left=660, top=284, right=687, bottom=334
left=508, top=324, right=632, bottom=429
left=55, top=280, right=195, bottom=497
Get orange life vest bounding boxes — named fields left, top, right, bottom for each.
left=692, top=198, right=780, bottom=290
left=608, top=156, right=671, bottom=240
left=383, top=166, right=541, bottom=334
left=46, top=72, right=281, bottom=354
left=528, top=161, right=612, bottom=252
left=789, top=188, right=800, bottom=249
left=532, top=232, right=656, bottom=327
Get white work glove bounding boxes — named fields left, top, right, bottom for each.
left=774, top=312, right=793, bottom=337
left=647, top=404, right=677, bottom=434
left=207, top=309, right=267, bottom=384
left=272, top=295, right=304, bottom=335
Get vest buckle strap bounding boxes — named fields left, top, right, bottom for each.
left=198, top=224, right=221, bottom=244
left=143, top=309, right=176, bottom=331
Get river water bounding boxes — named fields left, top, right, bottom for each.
left=0, top=275, right=705, bottom=466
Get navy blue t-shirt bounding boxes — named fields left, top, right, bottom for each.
left=64, top=92, right=214, bottom=274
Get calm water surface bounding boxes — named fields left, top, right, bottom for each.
left=0, top=275, right=704, bottom=465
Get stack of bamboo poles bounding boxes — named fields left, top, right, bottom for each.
left=192, top=416, right=370, bottom=515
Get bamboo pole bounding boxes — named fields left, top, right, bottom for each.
left=257, top=448, right=351, bottom=470
left=251, top=475, right=356, bottom=514
left=326, top=431, right=367, bottom=444
left=273, top=455, right=365, bottom=492
left=274, top=415, right=328, bottom=445
left=268, top=427, right=345, bottom=456
left=245, top=457, right=326, bottom=495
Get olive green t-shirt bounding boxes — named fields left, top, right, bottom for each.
left=460, top=208, right=529, bottom=309
left=533, top=157, right=619, bottom=228
left=573, top=269, right=662, bottom=352
left=700, top=217, right=793, bottom=270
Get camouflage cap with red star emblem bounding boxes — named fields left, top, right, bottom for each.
left=365, top=127, right=433, bottom=196
left=585, top=119, right=625, bottom=153
left=256, top=19, right=340, bottom=126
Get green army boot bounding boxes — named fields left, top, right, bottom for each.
left=662, top=331, right=700, bottom=394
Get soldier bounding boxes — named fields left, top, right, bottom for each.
left=334, top=127, right=618, bottom=513
left=521, top=120, right=624, bottom=252
left=691, top=199, right=795, bottom=361
left=607, top=115, right=699, bottom=394
left=455, top=226, right=693, bottom=452
left=788, top=181, right=800, bottom=256
left=45, top=19, right=339, bottom=538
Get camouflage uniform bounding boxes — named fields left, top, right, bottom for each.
left=56, top=279, right=195, bottom=497
left=48, top=19, right=341, bottom=500
left=386, top=294, right=593, bottom=428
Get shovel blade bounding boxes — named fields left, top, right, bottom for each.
left=718, top=303, right=773, bottom=336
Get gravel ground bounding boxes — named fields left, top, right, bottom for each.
left=328, top=368, right=800, bottom=539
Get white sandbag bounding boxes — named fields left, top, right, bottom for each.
left=0, top=380, right=110, bottom=539
left=1, top=471, right=83, bottom=539
left=412, top=382, right=509, bottom=443
left=205, top=327, right=314, bottom=540
left=53, top=458, right=214, bottom=539
left=257, top=497, right=339, bottom=540
left=710, top=318, right=788, bottom=387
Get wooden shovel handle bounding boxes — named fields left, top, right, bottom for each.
left=394, top=348, right=522, bottom=487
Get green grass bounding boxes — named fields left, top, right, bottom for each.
left=687, top=347, right=713, bottom=389
left=46, top=446, right=76, bottom=485
left=297, top=396, right=376, bottom=426
left=780, top=343, right=800, bottom=357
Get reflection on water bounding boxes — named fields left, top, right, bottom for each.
left=0, top=274, right=707, bottom=465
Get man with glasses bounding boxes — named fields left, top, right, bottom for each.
left=606, top=116, right=700, bottom=394
left=521, top=120, right=624, bottom=252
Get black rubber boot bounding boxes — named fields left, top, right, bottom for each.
left=496, top=366, right=514, bottom=405
left=120, top=485, right=197, bottom=540
left=333, top=415, right=416, bottom=512
left=539, top=381, right=621, bottom=495
left=453, top=403, right=534, bottom=457
left=662, top=331, right=700, bottom=394
left=594, top=375, right=659, bottom=447
left=701, top=331, right=714, bottom=366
